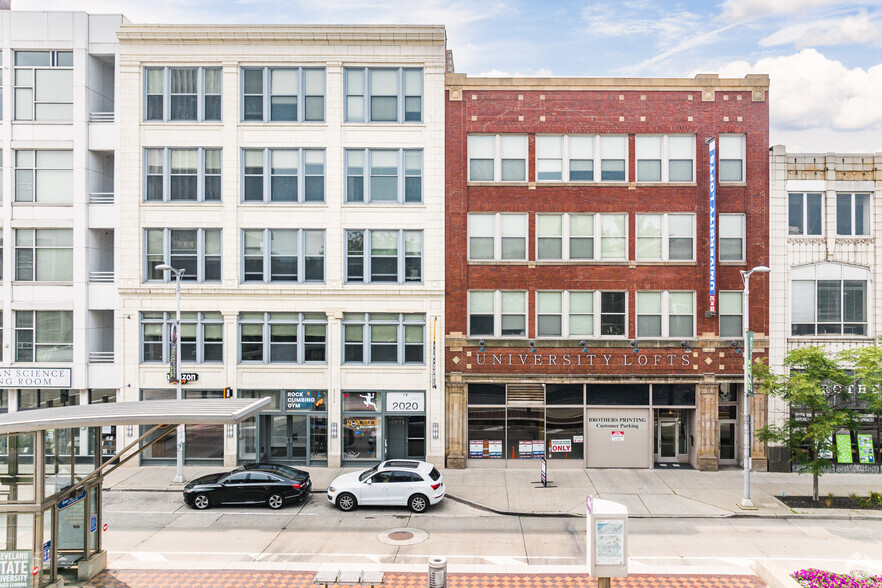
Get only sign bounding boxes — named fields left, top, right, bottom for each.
left=550, top=439, right=572, bottom=453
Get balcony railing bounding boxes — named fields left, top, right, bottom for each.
left=89, top=271, right=114, bottom=283
left=89, top=112, right=114, bottom=123
left=89, top=351, right=114, bottom=364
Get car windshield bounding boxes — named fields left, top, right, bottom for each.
left=358, top=465, right=380, bottom=482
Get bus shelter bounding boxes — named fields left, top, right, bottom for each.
left=0, top=398, right=270, bottom=587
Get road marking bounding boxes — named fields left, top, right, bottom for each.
left=130, top=552, right=168, bottom=562
left=483, top=556, right=526, bottom=566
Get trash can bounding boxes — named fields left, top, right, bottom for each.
left=428, top=556, right=447, bottom=588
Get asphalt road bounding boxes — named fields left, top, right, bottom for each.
left=101, top=490, right=882, bottom=576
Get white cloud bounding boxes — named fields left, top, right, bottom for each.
left=718, top=0, right=853, bottom=23
left=760, top=10, right=881, bottom=48
left=718, top=49, right=882, bottom=132
left=581, top=3, right=703, bottom=44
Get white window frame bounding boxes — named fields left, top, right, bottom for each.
left=344, top=67, right=423, bottom=123
left=241, top=228, right=325, bottom=284
left=15, top=310, right=73, bottom=363
left=635, top=213, right=695, bottom=261
left=344, top=148, right=423, bottom=204
left=534, top=135, right=630, bottom=183
left=635, top=134, right=696, bottom=183
left=636, top=290, right=695, bottom=339
left=238, top=312, right=328, bottom=364
left=144, top=66, right=222, bottom=122
left=140, top=311, right=224, bottom=364
left=467, top=213, right=528, bottom=261
left=535, top=290, right=604, bottom=339
left=718, top=213, right=745, bottom=263
left=535, top=213, right=627, bottom=261
left=788, top=192, right=824, bottom=236
left=467, top=135, right=528, bottom=182
left=143, top=147, right=221, bottom=203
left=835, top=192, right=871, bottom=236
left=345, top=229, right=423, bottom=284
left=240, top=148, right=325, bottom=203
left=14, top=150, right=73, bottom=203
left=790, top=263, right=870, bottom=337
left=14, top=50, right=73, bottom=122
left=240, top=66, right=325, bottom=123
left=14, top=228, right=73, bottom=282
left=341, top=312, right=425, bottom=365
left=718, top=134, right=745, bottom=183
left=467, top=290, right=528, bottom=338
left=143, top=228, right=222, bottom=283
left=718, top=291, right=744, bottom=338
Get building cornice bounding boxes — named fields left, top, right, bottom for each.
left=117, top=24, right=446, bottom=45
left=446, top=73, right=769, bottom=94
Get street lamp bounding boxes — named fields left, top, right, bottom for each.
left=155, top=263, right=186, bottom=484
left=739, top=264, right=769, bottom=509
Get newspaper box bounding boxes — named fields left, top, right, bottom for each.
left=586, top=497, right=628, bottom=580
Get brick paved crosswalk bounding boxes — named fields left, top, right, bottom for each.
left=85, top=570, right=767, bottom=588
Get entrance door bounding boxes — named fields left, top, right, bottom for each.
left=265, top=415, right=309, bottom=461
left=719, top=422, right=736, bottom=463
left=657, top=419, right=678, bottom=462
left=385, top=416, right=425, bottom=460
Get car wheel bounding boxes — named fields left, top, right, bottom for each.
left=337, top=493, right=357, bottom=512
left=193, top=494, right=211, bottom=510
left=409, top=494, right=428, bottom=513
left=267, top=493, right=284, bottom=510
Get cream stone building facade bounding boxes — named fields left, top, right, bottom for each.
left=768, top=146, right=882, bottom=471
left=116, top=25, right=447, bottom=468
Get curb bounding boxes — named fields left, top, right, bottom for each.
left=751, top=561, right=801, bottom=588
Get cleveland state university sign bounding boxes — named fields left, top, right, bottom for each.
left=475, top=352, right=693, bottom=368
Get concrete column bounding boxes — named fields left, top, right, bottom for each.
left=750, top=392, right=768, bottom=471
left=696, top=382, right=719, bottom=471
left=445, top=375, right=466, bottom=469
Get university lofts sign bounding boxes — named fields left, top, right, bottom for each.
left=0, top=368, right=71, bottom=388
left=475, top=352, right=693, bottom=368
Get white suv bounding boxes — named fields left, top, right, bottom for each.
left=327, top=460, right=445, bottom=512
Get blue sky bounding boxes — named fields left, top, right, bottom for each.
left=19, top=0, right=882, bottom=152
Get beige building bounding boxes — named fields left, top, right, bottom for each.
left=116, top=25, right=447, bottom=469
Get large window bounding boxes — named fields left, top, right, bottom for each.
left=636, top=291, right=694, bottom=338
left=242, top=228, right=324, bottom=283
left=144, top=148, right=221, bottom=202
left=15, top=310, right=73, bottom=362
left=238, top=312, right=327, bottom=363
left=792, top=280, right=867, bottom=336
left=242, top=148, right=325, bottom=203
left=345, top=149, right=422, bottom=203
left=468, top=214, right=527, bottom=261
left=468, top=135, right=527, bottom=182
left=788, top=193, right=823, bottom=236
left=535, top=135, right=595, bottom=182
left=14, top=229, right=72, bottom=281
left=718, top=214, right=745, bottom=262
left=836, top=193, right=871, bottom=236
left=241, top=67, right=325, bottom=122
left=468, top=291, right=527, bottom=338
left=536, top=213, right=626, bottom=261
left=15, top=150, right=72, bottom=203
left=14, top=50, right=73, bottom=121
left=635, top=135, right=695, bottom=182
left=345, top=67, right=422, bottom=123
left=635, top=214, right=694, bottom=261
left=599, top=136, right=627, bottom=181
left=719, top=291, right=743, bottom=338
left=718, top=134, right=745, bottom=183
left=144, top=228, right=221, bottom=282
left=345, top=229, right=422, bottom=284
left=343, top=313, right=424, bottom=364
left=141, top=311, right=223, bottom=363
left=145, top=66, right=221, bottom=122
left=535, top=291, right=596, bottom=338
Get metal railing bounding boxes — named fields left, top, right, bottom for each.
left=89, top=192, right=114, bottom=204
left=89, top=112, right=114, bottom=123
left=89, top=271, right=114, bottom=283
left=89, top=351, right=115, bottom=364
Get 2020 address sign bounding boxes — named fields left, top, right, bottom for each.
left=385, top=392, right=425, bottom=413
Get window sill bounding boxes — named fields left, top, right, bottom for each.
left=12, top=202, right=73, bottom=207
left=718, top=261, right=747, bottom=266
left=633, top=182, right=698, bottom=187
left=238, top=201, right=328, bottom=206
left=12, top=120, right=73, bottom=125
left=530, top=181, right=632, bottom=187
left=718, top=182, right=748, bottom=187
left=141, top=120, right=223, bottom=125
left=343, top=202, right=426, bottom=207
left=343, top=282, right=425, bottom=286
left=467, top=182, right=530, bottom=187
left=342, top=122, right=426, bottom=127
left=787, top=335, right=872, bottom=342
left=142, top=201, right=224, bottom=205
left=786, top=236, right=825, bottom=240
left=12, top=281, right=73, bottom=286
left=238, top=121, right=327, bottom=126
left=342, top=363, right=426, bottom=367
left=633, top=261, right=697, bottom=265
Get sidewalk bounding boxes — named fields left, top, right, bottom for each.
left=102, top=463, right=882, bottom=519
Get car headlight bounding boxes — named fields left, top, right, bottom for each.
left=328, top=486, right=336, bottom=493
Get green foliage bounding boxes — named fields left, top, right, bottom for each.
left=870, top=491, right=882, bottom=507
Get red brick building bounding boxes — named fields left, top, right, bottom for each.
left=444, top=73, right=770, bottom=471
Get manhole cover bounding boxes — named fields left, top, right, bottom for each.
left=388, top=531, right=414, bottom=541
left=377, top=527, right=429, bottom=546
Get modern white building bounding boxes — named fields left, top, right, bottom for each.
left=0, top=11, right=126, bottom=455
left=768, top=145, right=882, bottom=471
left=116, top=25, right=447, bottom=468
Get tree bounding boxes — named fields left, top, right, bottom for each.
left=839, top=339, right=882, bottom=418
left=755, top=346, right=857, bottom=502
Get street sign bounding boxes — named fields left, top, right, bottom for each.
left=540, top=457, right=547, bottom=487
left=746, top=331, right=754, bottom=397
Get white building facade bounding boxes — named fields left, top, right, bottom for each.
left=116, top=25, right=447, bottom=468
left=0, top=11, right=125, bottom=457
left=768, top=145, right=882, bottom=471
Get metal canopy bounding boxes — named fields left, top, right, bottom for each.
left=0, top=398, right=272, bottom=434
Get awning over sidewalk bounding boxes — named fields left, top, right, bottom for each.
left=0, top=398, right=272, bottom=434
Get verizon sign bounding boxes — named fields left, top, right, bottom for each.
left=0, top=368, right=71, bottom=388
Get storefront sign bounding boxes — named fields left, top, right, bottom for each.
left=169, top=372, right=198, bottom=384
left=0, top=551, right=32, bottom=588
left=573, top=435, right=584, bottom=443
left=857, top=434, right=875, bottom=464
left=532, top=440, right=544, bottom=458
left=469, top=440, right=483, bottom=459
left=286, top=390, right=325, bottom=411
left=345, top=417, right=378, bottom=430
left=0, top=368, right=71, bottom=388
left=475, top=352, right=691, bottom=368
left=588, top=416, right=647, bottom=430
left=611, top=431, right=624, bottom=442
left=488, top=440, right=503, bottom=458
left=550, top=439, right=572, bottom=453
left=386, top=392, right=425, bottom=413
left=708, top=137, right=717, bottom=313
left=835, top=434, right=853, bottom=464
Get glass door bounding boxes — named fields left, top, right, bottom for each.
left=658, top=419, right=678, bottom=462
left=269, top=416, right=289, bottom=458
left=719, top=422, right=736, bottom=462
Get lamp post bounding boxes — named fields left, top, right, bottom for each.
left=155, top=263, right=186, bottom=483
left=739, top=265, right=769, bottom=509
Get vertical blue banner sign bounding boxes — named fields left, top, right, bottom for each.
left=708, top=138, right=717, bottom=313
left=168, top=323, right=179, bottom=384
left=746, top=331, right=754, bottom=397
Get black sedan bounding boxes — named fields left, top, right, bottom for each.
left=183, top=463, right=311, bottom=510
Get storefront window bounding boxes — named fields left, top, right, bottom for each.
left=343, top=391, right=382, bottom=412
left=239, top=389, right=281, bottom=410
left=311, top=416, right=328, bottom=460
left=89, top=389, right=116, bottom=403
left=141, top=389, right=223, bottom=462
left=343, top=416, right=378, bottom=459
left=546, top=384, right=582, bottom=405
left=586, top=384, right=648, bottom=405
left=18, top=389, right=79, bottom=410
left=467, top=408, right=505, bottom=459
left=0, top=391, right=8, bottom=414
left=546, top=407, right=584, bottom=460
left=507, top=407, right=545, bottom=459
left=652, top=384, right=696, bottom=406
left=468, top=384, right=505, bottom=405
left=238, top=418, right=256, bottom=461
left=0, top=433, right=36, bottom=503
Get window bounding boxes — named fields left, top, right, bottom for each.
left=242, top=148, right=325, bottom=203
left=144, top=66, right=221, bottom=122
left=792, top=280, right=867, bottom=336
left=468, top=291, right=527, bottom=338
left=636, top=291, right=694, bottom=338
left=600, top=136, right=627, bottom=181
left=345, top=229, right=422, bottom=284
left=535, top=213, right=595, bottom=260
left=635, top=135, right=695, bottom=182
left=144, top=228, right=221, bottom=282
left=15, top=150, right=72, bottom=203
left=600, top=214, right=627, bottom=260
left=836, top=193, right=871, bottom=236
left=345, top=67, right=422, bottom=123
left=343, top=313, right=424, bottom=364
left=467, top=214, right=527, bottom=261
left=536, top=291, right=595, bottom=338
left=718, top=134, right=745, bottom=182
left=241, top=67, right=325, bottom=122
left=635, top=214, right=694, bottom=261
left=15, top=229, right=73, bottom=281
left=788, top=193, right=823, bottom=235
left=14, top=50, right=73, bottom=121
left=467, top=135, right=527, bottom=182
left=15, top=310, right=73, bottom=362
left=599, top=292, right=627, bottom=336
left=718, top=214, right=744, bottom=262
left=345, top=149, right=422, bottom=203
left=144, top=148, right=221, bottom=202
left=719, top=291, right=743, bottom=338
left=141, top=311, right=223, bottom=363
left=238, top=312, right=327, bottom=363
left=241, top=228, right=324, bottom=283
left=535, top=134, right=632, bottom=183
